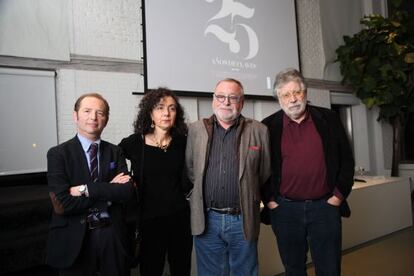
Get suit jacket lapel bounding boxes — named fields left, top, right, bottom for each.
left=238, top=118, right=249, bottom=179
left=73, top=136, right=92, bottom=181
left=271, top=111, right=283, bottom=164
left=99, top=141, right=110, bottom=182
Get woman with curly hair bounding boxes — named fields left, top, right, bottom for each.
left=119, top=88, right=192, bottom=276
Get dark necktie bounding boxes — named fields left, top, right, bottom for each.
left=89, top=143, right=98, bottom=182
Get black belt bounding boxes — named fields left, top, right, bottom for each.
left=280, top=195, right=330, bottom=203
left=208, top=207, right=241, bottom=215
left=86, top=211, right=111, bottom=230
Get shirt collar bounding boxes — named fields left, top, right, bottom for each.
left=283, top=109, right=311, bottom=126
left=77, top=133, right=101, bottom=153
left=213, top=115, right=241, bottom=131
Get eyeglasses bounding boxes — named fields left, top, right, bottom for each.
left=278, top=90, right=305, bottom=101
left=214, top=94, right=243, bottom=104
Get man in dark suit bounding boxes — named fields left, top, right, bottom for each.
left=261, top=69, right=354, bottom=276
left=47, top=93, right=134, bottom=276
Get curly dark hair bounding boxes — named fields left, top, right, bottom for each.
left=133, top=88, right=187, bottom=135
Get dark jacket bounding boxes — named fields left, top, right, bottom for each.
left=46, top=136, right=134, bottom=268
left=118, top=133, right=190, bottom=217
left=261, top=105, right=354, bottom=218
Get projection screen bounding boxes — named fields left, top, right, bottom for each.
left=143, top=0, right=300, bottom=97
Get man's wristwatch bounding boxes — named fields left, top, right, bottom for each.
left=78, top=185, right=87, bottom=196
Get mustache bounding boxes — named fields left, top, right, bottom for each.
left=288, top=104, right=302, bottom=109
left=218, top=106, right=234, bottom=110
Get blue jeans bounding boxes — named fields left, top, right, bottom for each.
left=270, top=197, right=342, bottom=276
left=194, top=210, right=258, bottom=276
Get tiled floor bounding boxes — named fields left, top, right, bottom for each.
left=306, top=226, right=414, bottom=276
left=4, top=226, right=413, bottom=276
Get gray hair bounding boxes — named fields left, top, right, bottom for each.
left=273, top=68, right=307, bottom=98
left=215, top=78, right=245, bottom=95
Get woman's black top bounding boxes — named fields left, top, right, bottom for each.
left=118, top=133, right=188, bottom=219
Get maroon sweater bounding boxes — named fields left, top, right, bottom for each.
left=280, top=112, right=339, bottom=200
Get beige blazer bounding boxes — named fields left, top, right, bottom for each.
left=186, top=116, right=271, bottom=241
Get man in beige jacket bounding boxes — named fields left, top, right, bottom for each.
left=186, top=78, right=271, bottom=276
